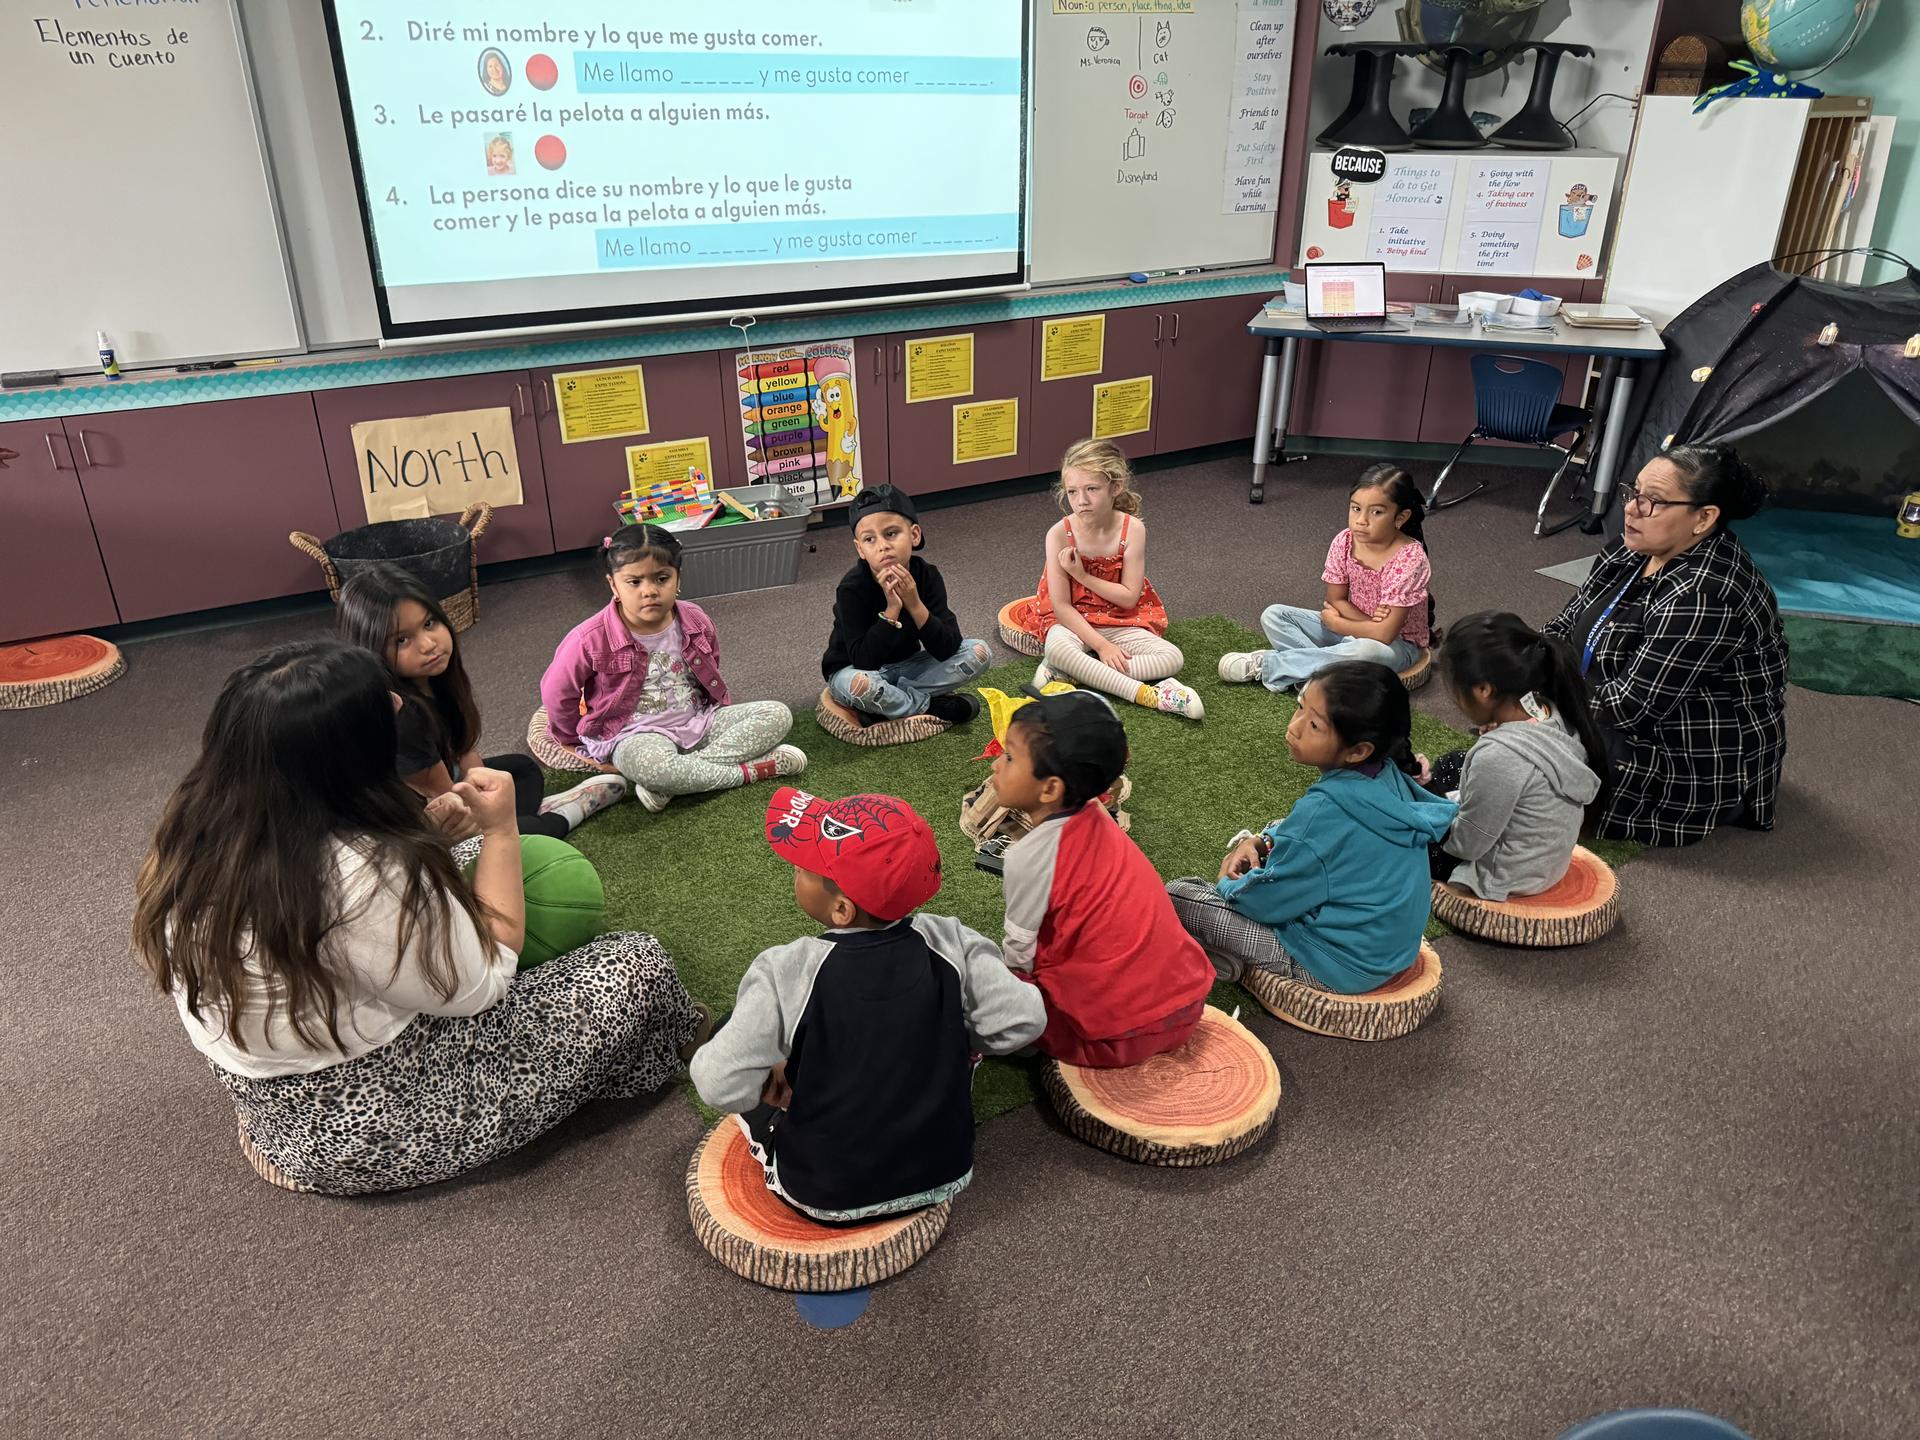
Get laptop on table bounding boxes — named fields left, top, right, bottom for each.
left=1304, top=261, right=1399, bottom=334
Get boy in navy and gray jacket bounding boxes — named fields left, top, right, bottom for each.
left=690, top=788, right=1044, bottom=1221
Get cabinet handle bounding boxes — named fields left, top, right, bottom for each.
left=532, top=380, right=549, bottom=417
left=76, top=429, right=96, bottom=468
left=45, top=434, right=66, bottom=471
left=892, top=344, right=901, bottom=380
left=872, top=345, right=881, bottom=383
left=1170, top=312, right=1181, bottom=343
left=513, top=383, right=528, bottom=420
left=1154, top=313, right=1163, bottom=345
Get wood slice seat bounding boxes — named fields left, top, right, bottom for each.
left=1399, top=649, right=1432, bottom=691
left=526, top=706, right=598, bottom=773
left=1431, top=845, right=1619, bottom=947
left=685, top=1120, right=951, bottom=1292
left=997, top=597, right=1046, bottom=656
left=1042, top=1006, right=1281, bottom=1167
left=814, top=687, right=953, bottom=748
left=238, top=1120, right=309, bottom=1193
left=1242, top=941, right=1443, bottom=1041
left=0, top=635, right=125, bottom=710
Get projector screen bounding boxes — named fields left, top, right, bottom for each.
left=322, top=0, right=1028, bottom=339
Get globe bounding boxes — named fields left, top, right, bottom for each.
left=1741, top=0, right=1880, bottom=73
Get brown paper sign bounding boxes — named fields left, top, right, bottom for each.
left=352, top=407, right=524, bottom=524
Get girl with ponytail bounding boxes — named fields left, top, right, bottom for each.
left=1168, top=661, right=1457, bottom=996
left=1421, top=613, right=1606, bottom=900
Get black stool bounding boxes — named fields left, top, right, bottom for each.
left=1490, top=42, right=1596, bottom=149
left=1318, top=42, right=1430, bottom=151
left=1409, top=45, right=1498, bottom=149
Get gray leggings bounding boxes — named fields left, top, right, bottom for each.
left=611, top=700, right=793, bottom=796
left=1165, top=876, right=1326, bottom=989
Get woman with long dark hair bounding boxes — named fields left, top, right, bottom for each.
left=337, top=563, right=624, bottom=836
left=132, top=640, right=702, bottom=1194
left=1543, top=445, right=1788, bottom=846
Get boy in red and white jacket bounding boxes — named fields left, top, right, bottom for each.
left=993, top=687, right=1214, bottom=1067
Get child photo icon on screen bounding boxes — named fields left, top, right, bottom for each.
left=486, top=134, right=515, bottom=176
left=478, top=48, right=512, bottom=97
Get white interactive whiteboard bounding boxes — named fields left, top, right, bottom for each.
left=0, top=0, right=302, bottom=372
left=1027, top=0, right=1295, bottom=285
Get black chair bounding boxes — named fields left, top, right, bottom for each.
left=1427, top=355, right=1591, bottom=535
left=1409, top=45, right=1497, bottom=149
left=1318, top=42, right=1430, bottom=150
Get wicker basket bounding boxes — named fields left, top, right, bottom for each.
left=289, top=503, right=493, bottom=631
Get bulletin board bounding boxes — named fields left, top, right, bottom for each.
left=1297, top=149, right=1619, bottom=279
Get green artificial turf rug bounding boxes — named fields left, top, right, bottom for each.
left=546, top=616, right=1634, bottom=1124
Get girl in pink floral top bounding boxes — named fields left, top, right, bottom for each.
left=1219, top=464, right=1434, bottom=692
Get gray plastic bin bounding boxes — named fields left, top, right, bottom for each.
left=661, top=485, right=813, bottom=598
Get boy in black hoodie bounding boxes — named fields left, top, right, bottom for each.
left=691, top=788, right=1046, bottom=1219
left=820, top=485, right=990, bottom=728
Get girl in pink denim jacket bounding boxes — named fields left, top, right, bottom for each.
left=540, top=526, right=806, bottom=811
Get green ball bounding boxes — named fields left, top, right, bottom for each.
left=464, top=833, right=605, bottom=969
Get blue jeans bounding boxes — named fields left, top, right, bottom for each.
left=827, top=639, right=993, bottom=719
left=1255, top=603, right=1422, bottom=693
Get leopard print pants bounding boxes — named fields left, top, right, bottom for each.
left=213, top=932, right=697, bottom=1195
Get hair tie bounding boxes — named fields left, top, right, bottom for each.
left=601, top=536, right=613, bottom=550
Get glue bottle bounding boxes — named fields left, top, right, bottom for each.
left=96, top=330, right=120, bottom=379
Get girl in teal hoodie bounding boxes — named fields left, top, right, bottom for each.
left=1168, top=661, right=1457, bottom=993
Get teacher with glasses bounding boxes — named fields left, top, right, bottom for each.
left=1543, top=445, right=1788, bottom=846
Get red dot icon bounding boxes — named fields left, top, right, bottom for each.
left=535, top=134, right=567, bottom=170
left=1306, top=245, right=1324, bottom=259
left=525, top=53, right=558, bottom=90
left=1128, top=74, right=1147, bottom=99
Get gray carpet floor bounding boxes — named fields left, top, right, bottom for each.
left=4, top=452, right=1915, bottom=1440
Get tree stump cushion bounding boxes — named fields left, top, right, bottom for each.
left=1242, top=941, right=1443, bottom=1041
left=814, top=688, right=953, bottom=748
left=997, top=597, right=1046, bottom=656
left=1431, top=846, right=1619, bottom=947
left=685, top=1120, right=952, bottom=1292
left=526, top=706, right=598, bottom=773
left=1042, top=1006, right=1281, bottom=1167
left=0, top=635, right=126, bottom=710
left=1399, top=649, right=1432, bottom=691
left=238, top=1120, right=308, bottom=1193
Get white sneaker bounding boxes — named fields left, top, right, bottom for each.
left=742, top=744, right=808, bottom=784
left=632, top=783, right=670, bottom=813
left=1153, top=680, right=1205, bottom=720
left=1033, top=661, right=1054, bottom=688
left=1218, top=652, right=1264, bottom=684
left=537, top=773, right=629, bottom=825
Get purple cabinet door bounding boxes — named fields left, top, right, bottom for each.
left=1029, top=308, right=1162, bottom=467
left=0, top=421, right=118, bottom=642
left=70, top=396, right=342, bottom=624
left=719, top=336, right=892, bottom=506
left=538, top=349, right=732, bottom=553
left=314, top=372, right=554, bottom=562
left=1290, top=273, right=1440, bottom=441
left=1155, top=296, right=1269, bottom=453
left=1416, top=274, right=1586, bottom=445
left=885, top=319, right=1034, bottom=494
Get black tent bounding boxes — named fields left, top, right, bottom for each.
left=1621, top=254, right=1920, bottom=514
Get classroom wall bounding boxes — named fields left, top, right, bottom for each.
left=1818, top=2, right=1919, bottom=271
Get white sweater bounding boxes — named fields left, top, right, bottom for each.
left=173, top=840, right=515, bottom=1078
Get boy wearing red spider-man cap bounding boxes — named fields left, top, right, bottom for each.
left=690, top=788, right=1045, bottom=1222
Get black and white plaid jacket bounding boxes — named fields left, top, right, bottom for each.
left=1544, top=528, right=1788, bottom=847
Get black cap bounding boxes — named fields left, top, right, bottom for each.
left=1016, top=684, right=1128, bottom=800
left=848, top=484, right=924, bottom=549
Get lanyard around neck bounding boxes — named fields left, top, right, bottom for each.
left=1580, top=575, right=1639, bottom=677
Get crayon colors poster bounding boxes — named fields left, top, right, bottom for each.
left=734, top=340, right=864, bottom=507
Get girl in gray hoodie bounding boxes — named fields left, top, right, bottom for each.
left=1422, top=613, right=1609, bottom=901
